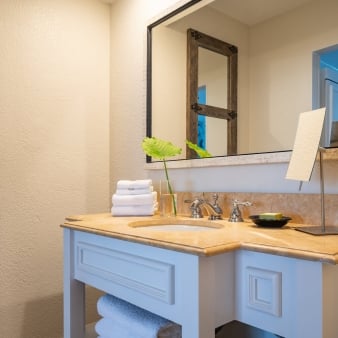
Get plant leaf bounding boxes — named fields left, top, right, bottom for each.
left=186, top=140, right=212, bottom=158
left=142, top=137, right=182, bottom=160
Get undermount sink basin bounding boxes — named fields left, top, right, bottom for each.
left=128, top=218, right=223, bottom=231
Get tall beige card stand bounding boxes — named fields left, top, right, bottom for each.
left=286, top=108, right=338, bottom=235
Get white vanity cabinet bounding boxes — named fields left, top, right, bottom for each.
left=235, top=250, right=338, bottom=338
left=62, top=218, right=338, bottom=338
left=63, top=228, right=236, bottom=338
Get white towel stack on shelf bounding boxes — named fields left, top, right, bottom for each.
left=111, top=179, right=158, bottom=216
left=95, top=294, right=182, bottom=338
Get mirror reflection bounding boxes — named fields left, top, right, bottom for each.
left=319, top=46, right=338, bottom=147
left=198, top=48, right=228, bottom=109
left=187, top=29, right=238, bottom=158
left=148, top=0, right=338, bottom=161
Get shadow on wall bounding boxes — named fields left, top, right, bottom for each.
left=22, top=293, right=63, bottom=338
left=21, top=287, right=103, bottom=338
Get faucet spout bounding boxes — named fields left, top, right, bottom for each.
left=201, top=202, right=223, bottom=220
left=186, top=194, right=223, bottom=220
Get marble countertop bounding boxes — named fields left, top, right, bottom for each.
left=61, top=213, right=338, bottom=264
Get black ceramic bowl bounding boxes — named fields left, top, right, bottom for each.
left=249, top=215, right=292, bottom=228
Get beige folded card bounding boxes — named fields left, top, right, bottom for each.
left=286, top=107, right=326, bottom=182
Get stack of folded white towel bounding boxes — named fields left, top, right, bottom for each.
left=95, top=294, right=181, bottom=338
left=111, top=179, right=158, bottom=216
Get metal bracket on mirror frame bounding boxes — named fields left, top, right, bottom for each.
left=191, top=103, right=202, bottom=112
left=295, top=147, right=338, bottom=235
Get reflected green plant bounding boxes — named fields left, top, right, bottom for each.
left=186, top=140, right=212, bottom=158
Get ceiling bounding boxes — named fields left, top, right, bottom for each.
left=209, top=0, right=313, bottom=26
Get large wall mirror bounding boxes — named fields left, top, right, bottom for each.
left=147, top=0, right=338, bottom=162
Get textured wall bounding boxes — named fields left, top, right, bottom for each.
left=0, top=0, right=110, bottom=337
left=109, top=0, right=188, bottom=194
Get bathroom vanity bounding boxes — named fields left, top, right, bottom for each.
left=62, top=214, right=338, bottom=338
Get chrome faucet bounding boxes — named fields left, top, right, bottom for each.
left=229, top=199, right=252, bottom=222
left=187, top=194, right=223, bottom=220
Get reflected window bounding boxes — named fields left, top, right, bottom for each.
left=197, top=85, right=206, bottom=150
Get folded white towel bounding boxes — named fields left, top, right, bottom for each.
left=112, top=192, right=157, bottom=206
left=116, top=179, right=152, bottom=190
left=116, top=186, right=153, bottom=195
left=96, top=295, right=180, bottom=338
left=111, top=203, right=157, bottom=216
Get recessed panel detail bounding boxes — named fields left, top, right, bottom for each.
left=246, top=266, right=282, bottom=317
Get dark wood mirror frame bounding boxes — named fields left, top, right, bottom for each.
left=186, top=28, right=238, bottom=158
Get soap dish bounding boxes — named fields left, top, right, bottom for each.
left=249, top=215, right=292, bottom=228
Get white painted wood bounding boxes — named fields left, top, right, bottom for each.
left=76, top=239, right=175, bottom=304
left=63, top=228, right=338, bottom=338
left=64, top=229, right=236, bottom=338
left=72, top=231, right=197, bottom=324
left=236, top=250, right=338, bottom=338
left=246, top=267, right=282, bottom=317
left=322, top=263, right=338, bottom=338
left=213, top=252, right=236, bottom=327
left=63, top=228, right=85, bottom=338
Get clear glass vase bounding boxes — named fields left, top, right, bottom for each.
left=159, top=180, right=177, bottom=217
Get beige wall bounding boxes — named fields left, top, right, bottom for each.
left=0, top=0, right=111, bottom=337
left=109, top=0, right=183, bottom=191
left=248, top=0, right=338, bottom=153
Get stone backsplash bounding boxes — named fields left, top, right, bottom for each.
left=176, top=192, right=338, bottom=226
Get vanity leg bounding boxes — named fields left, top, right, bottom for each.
left=181, top=256, right=215, bottom=338
left=63, top=228, right=85, bottom=338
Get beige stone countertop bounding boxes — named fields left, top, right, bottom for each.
left=61, top=213, right=338, bottom=264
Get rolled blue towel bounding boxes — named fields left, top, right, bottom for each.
left=96, top=318, right=134, bottom=337
left=95, top=317, right=181, bottom=338
left=96, top=294, right=181, bottom=338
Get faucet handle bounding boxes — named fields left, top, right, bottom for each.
left=184, top=197, right=204, bottom=218
left=229, top=199, right=252, bottom=222
left=234, top=200, right=252, bottom=208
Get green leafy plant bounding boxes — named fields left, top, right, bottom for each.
left=186, top=140, right=212, bottom=158
left=142, top=137, right=182, bottom=216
